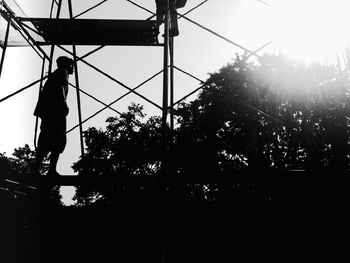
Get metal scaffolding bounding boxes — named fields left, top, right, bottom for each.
left=0, top=0, right=271, bottom=184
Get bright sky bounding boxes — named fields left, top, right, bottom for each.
left=1, top=0, right=349, bottom=205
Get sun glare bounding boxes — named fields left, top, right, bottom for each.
left=271, top=0, right=350, bottom=63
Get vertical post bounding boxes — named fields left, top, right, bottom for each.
left=162, top=0, right=170, bottom=175
left=34, top=57, right=47, bottom=149
left=0, top=17, right=11, bottom=79
left=161, top=2, right=170, bottom=261
left=68, top=0, right=85, bottom=158
left=49, top=0, right=55, bottom=18
left=169, top=36, right=174, bottom=132
left=48, top=0, right=62, bottom=73
left=168, top=35, right=175, bottom=181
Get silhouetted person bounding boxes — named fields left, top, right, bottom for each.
left=155, top=0, right=187, bottom=36
left=34, top=56, right=74, bottom=176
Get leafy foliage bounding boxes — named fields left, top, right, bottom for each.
left=0, top=144, right=37, bottom=177
left=72, top=103, right=163, bottom=205
left=72, top=54, right=350, bottom=206
left=0, top=145, right=61, bottom=205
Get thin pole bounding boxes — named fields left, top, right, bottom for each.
left=72, top=45, right=85, bottom=158
left=169, top=36, right=174, bottom=132
left=161, top=2, right=170, bottom=261
left=68, top=0, right=85, bottom=158
left=34, top=57, right=47, bottom=149
left=48, top=0, right=62, bottom=73
left=162, top=0, right=170, bottom=173
left=0, top=18, right=11, bottom=79
left=49, top=0, right=55, bottom=18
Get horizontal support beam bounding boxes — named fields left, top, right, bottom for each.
left=34, top=42, right=164, bottom=47
left=2, top=169, right=350, bottom=187
left=2, top=175, right=152, bottom=187
left=20, top=17, right=161, bottom=46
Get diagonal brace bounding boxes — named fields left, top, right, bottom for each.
left=57, top=45, right=163, bottom=111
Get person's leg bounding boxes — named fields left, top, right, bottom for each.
left=169, top=1, right=179, bottom=36
left=169, top=9, right=179, bottom=36
left=34, top=147, right=47, bottom=175
left=48, top=151, right=60, bottom=175
left=35, top=125, right=48, bottom=175
left=47, top=117, right=66, bottom=176
left=156, top=8, right=166, bottom=25
left=35, top=117, right=51, bottom=175
left=155, top=0, right=165, bottom=25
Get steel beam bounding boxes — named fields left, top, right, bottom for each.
left=68, top=0, right=85, bottom=158
left=0, top=17, right=11, bottom=79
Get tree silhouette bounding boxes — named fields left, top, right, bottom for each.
left=0, top=152, right=17, bottom=177
left=72, top=103, right=163, bottom=206
left=0, top=145, right=62, bottom=206
left=70, top=53, right=350, bottom=206
left=0, top=144, right=50, bottom=177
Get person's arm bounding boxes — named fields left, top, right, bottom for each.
left=47, top=69, right=69, bottom=117
left=57, top=69, right=69, bottom=116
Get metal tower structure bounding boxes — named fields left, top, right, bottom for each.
left=0, top=0, right=174, bottom=177
left=0, top=0, right=270, bottom=186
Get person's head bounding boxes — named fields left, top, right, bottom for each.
left=56, top=56, right=74, bottom=74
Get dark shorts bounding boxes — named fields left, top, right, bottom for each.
left=37, top=117, right=67, bottom=153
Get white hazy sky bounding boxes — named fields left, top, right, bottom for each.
left=3, top=0, right=347, bottom=204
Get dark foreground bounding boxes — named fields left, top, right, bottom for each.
left=2, top=173, right=350, bottom=263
